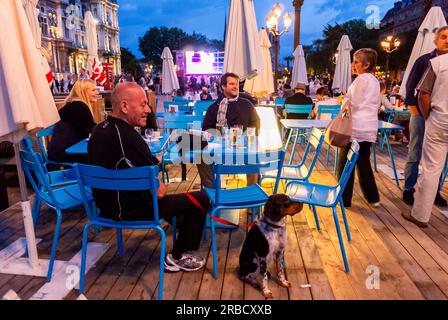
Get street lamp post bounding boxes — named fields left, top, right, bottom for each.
left=381, top=35, right=400, bottom=90
left=266, top=3, right=292, bottom=90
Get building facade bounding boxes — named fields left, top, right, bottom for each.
left=380, top=0, right=448, bottom=38
left=37, top=0, right=121, bottom=81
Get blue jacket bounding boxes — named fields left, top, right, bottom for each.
left=405, top=50, right=437, bottom=116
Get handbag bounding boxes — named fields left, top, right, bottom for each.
left=324, top=100, right=352, bottom=147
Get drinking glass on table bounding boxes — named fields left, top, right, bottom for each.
left=246, top=127, right=256, bottom=146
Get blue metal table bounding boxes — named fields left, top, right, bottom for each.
left=280, top=119, right=404, bottom=187
left=65, top=133, right=171, bottom=155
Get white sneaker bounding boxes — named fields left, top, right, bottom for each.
left=371, top=202, right=381, bottom=208
left=165, top=252, right=205, bottom=272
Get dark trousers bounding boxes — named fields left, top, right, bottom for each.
left=337, top=141, right=379, bottom=207
left=121, top=191, right=209, bottom=259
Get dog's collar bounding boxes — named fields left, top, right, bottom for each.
left=261, top=216, right=285, bottom=229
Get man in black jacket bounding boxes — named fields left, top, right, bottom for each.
left=202, top=73, right=260, bottom=132
left=403, top=26, right=448, bottom=206
left=283, top=82, right=313, bottom=119
left=199, top=72, right=260, bottom=188
left=88, top=82, right=210, bottom=272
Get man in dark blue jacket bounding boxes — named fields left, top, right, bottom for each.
left=403, top=26, right=448, bottom=206
left=199, top=72, right=260, bottom=188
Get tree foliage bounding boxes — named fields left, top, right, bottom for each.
left=307, top=19, right=381, bottom=74
left=120, top=47, right=143, bottom=79
left=306, top=19, right=416, bottom=75
left=138, top=26, right=224, bottom=68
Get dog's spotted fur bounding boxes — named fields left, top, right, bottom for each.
left=238, top=194, right=303, bottom=298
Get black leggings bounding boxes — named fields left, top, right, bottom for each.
left=337, top=141, right=380, bottom=207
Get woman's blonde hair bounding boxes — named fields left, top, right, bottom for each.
left=64, top=78, right=97, bottom=112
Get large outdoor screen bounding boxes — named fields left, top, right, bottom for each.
left=185, top=51, right=224, bottom=75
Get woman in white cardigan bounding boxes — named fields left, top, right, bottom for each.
left=336, top=48, right=381, bottom=208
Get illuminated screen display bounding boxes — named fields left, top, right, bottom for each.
left=185, top=51, right=224, bottom=75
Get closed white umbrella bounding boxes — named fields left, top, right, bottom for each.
left=161, top=47, right=180, bottom=94
left=332, top=35, right=353, bottom=94
left=0, top=0, right=59, bottom=275
left=84, top=11, right=106, bottom=84
left=223, top=0, right=263, bottom=80
left=244, top=28, right=274, bottom=97
left=291, top=45, right=309, bottom=88
left=22, top=0, right=53, bottom=84
left=399, top=7, right=447, bottom=98
left=22, top=0, right=41, bottom=48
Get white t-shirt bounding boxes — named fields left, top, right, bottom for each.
left=346, top=73, right=381, bottom=142
left=418, top=54, right=448, bottom=129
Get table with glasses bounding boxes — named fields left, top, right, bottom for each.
left=280, top=119, right=404, bottom=187
left=65, top=133, right=171, bottom=155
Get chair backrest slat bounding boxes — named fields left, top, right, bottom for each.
left=194, top=100, right=215, bottom=115
left=294, top=127, right=324, bottom=180
left=164, top=100, right=190, bottom=112
left=317, top=105, right=341, bottom=120
left=164, top=114, right=204, bottom=130
left=74, top=164, right=161, bottom=221
left=211, top=150, right=286, bottom=204
left=274, top=97, right=286, bottom=107
left=36, top=125, right=55, bottom=163
left=284, top=104, right=313, bottom=118
left=335, top=141, right=360, bottom=199
left=20, top=148, right=60, bottom=206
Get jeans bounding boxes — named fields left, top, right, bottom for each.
left=337, top=141, right=380, bottom=207
left=404, top=115, right=425, bottom=191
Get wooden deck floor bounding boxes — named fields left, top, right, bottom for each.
left=0, top=141, right=447, bottom=300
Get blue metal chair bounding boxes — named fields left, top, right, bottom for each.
left=205, top=149, right=286, bottom=278
left=441, top=156, right=448, bottom=188
left=73, top=164, right=174, bottom=300
left=163, top=100, right=190, bottom=113
left=35, top=125, right=73, bottom=168
left=260, top=128, right=324, bottom=185
left=283, top=104, right=314, bottom=147
left=194, top=100, right=215, bottom=115
left=274, top=97, right=286, bottom=107
left=285, top=141, right=360, bottom=272
left=163, top=114, right=204, bottom=133
left=316, top=104, right=341, bottom=174
left=20, top=148, right=89, bottom=281
left=173, top=96, right=189, bottom=102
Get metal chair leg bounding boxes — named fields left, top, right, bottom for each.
left=332, top=207, right=350, bottom=272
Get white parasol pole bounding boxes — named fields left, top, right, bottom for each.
left=13, top=143, right=39, bottom=267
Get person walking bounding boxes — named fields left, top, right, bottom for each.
left=336, top=48, right=381, bottom=208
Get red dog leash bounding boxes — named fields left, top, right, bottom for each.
left=184, top=192, right=257, bottom=229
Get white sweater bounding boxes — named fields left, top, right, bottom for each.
left=346, top=73, right=381, bottom=143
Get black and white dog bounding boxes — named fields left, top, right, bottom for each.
left=238, top=194, right=303, bottom=298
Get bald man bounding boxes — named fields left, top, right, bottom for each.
left=88, top=83, right=210, bottom=272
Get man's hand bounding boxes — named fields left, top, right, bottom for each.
left=417, top=92, right=431, bottom=120
left=157, top=180, right=167, bottom=199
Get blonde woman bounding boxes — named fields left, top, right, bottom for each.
left=336, top=48, right=381, bottom=208
left=48, top=78, right=98, bottom=163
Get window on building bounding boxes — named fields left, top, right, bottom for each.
left=39, top=16, right=49, bottom=37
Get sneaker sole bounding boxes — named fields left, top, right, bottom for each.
left=166, top=255, right=205, bottom=272
left=164, top=261, right=180, bottom=272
